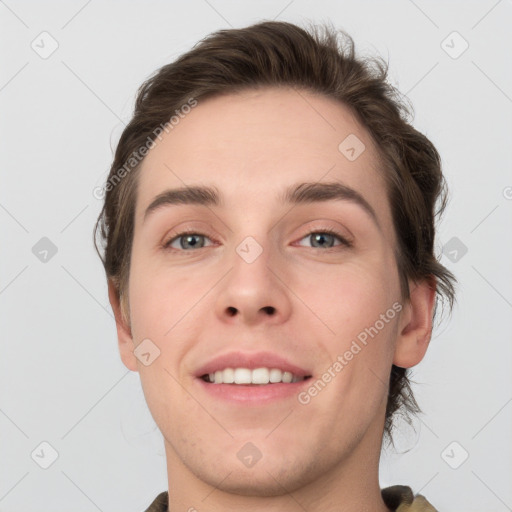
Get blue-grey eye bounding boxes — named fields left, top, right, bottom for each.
left=166, top=233, right=212, bottom=250
left=309, top=232, right=336, bottom=248
left=181, top=234, right=204, bottom=249
left=297, top=230, right=349, bottom=249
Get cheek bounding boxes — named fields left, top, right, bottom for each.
left=300, top=258, right=400, bottom=390
left=128, top=235, right=184, bottom=330
left=305, top=265, right=399, bottom=430
left=127, top=247, right=214, bottom=367
left=305, top=259, right=398, bottom=333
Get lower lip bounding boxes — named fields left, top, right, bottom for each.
left=195, top=377, right=311, bottom=404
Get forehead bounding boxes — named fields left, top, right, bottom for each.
left=135, top=87, right=393, bottom=235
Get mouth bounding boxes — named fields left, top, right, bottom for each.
left=194, top=351, right=313, bottom=403
left=200, top=367, right=311, bottom=385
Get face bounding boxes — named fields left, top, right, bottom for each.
left=118, top=87, right=411, bottom=495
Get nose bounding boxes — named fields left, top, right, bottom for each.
left=214, top=237, right=292, bottom=327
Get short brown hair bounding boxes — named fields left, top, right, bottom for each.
left=94, top=20, right=457, bottom=442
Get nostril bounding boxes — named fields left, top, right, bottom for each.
left=262, top=306, right=275, bottom=315
left=227, top=306, right=237, bottom=316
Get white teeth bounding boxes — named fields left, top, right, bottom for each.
left=222, top=368, right=235, bottom=383
left=269, top=368, right=282, bottom=383
left=234, top=368, right=252, bottom=384
left=282, top=371, right=293, bottom=383
left=252, top=368, right=269, bottom=384
left=207, top=367, right=304, bottom=385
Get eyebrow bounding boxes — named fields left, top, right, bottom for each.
left=143, top=181, right=380, bottom=230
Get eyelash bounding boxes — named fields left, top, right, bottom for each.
left=162, top=227, right=353, bottom=252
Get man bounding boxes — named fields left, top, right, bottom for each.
left=95, top=21, right=456, bottom=512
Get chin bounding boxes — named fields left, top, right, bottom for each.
left=200, top=466, right=307, bottom=497
left=184, top=448, right=323, bottom=497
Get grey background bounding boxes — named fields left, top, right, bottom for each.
left=1, top=1, right=511, bottom=511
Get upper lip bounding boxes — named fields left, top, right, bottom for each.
left=194, top=351, right=312, bottom=378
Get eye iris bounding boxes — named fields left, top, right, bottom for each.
left=311, top=233, right=334, bottom=248
left=181, top=234, right=203, bottom=249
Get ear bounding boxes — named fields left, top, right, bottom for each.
left=108, top=280, right=138, bottom=372
left=393, top=276, right=437, bottom=368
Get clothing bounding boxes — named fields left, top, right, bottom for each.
left=143, top=485, right=438, bottom=511
left=381, top=485, right=438, bottom=511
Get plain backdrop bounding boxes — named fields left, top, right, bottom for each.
left=1, top=1, right=511, bottom=511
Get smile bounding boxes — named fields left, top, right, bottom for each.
left=201, top=367, right=311, bottom=385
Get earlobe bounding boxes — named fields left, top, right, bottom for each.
left=393, top=277, right=437, bottom=369
left=108, top=280, right=139, bottom=372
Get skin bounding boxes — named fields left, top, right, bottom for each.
left=109, top=87, right=436, bottom=512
